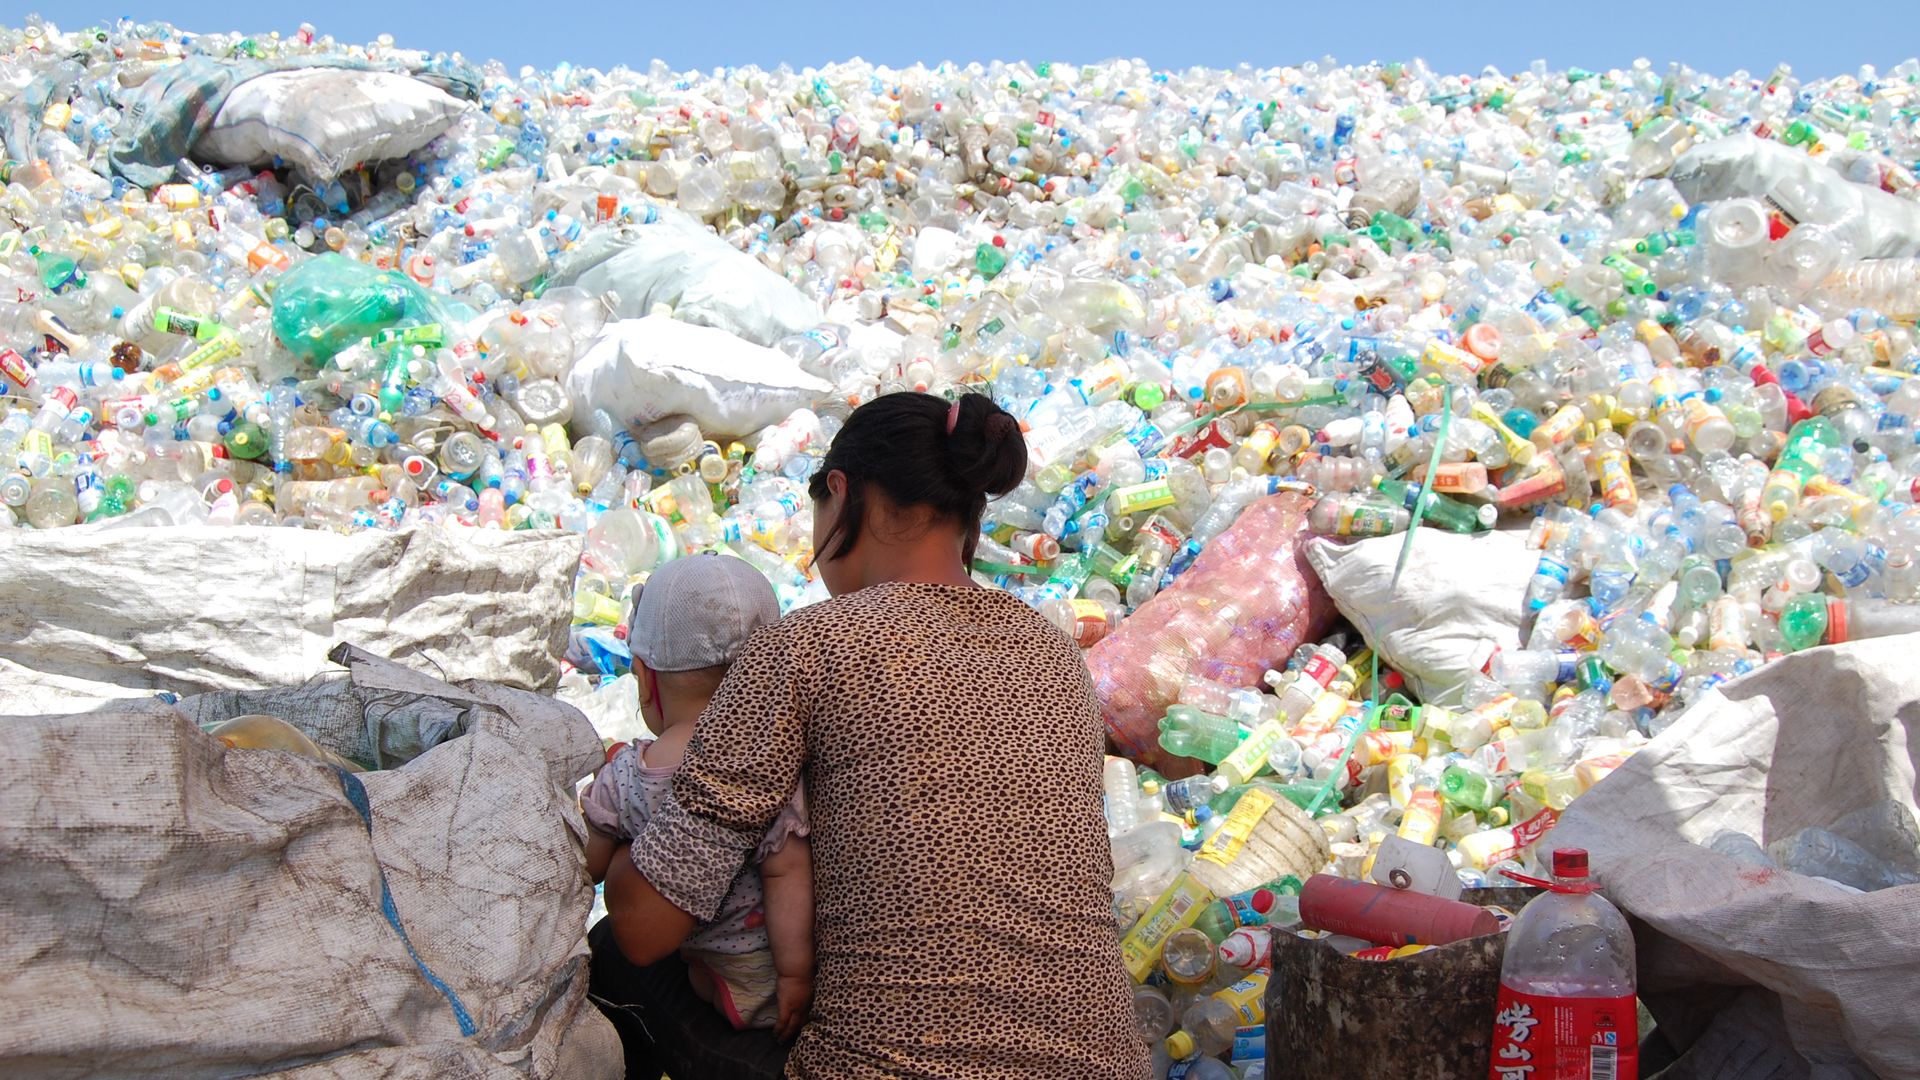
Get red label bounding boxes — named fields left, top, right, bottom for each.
left=1489, top=986, right=1637, bottom=1080
left=1512, top=807, right=1559, bottom=851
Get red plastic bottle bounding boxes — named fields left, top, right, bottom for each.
left=1490, top=848, right=1638, bottom=1080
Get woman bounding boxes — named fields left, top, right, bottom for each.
left=595, top=391, right=1150, bottom=1079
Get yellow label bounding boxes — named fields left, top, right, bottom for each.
left=1119, top=871, right=1212, bottom=982
left=1398, top=788, right=1445, bottom=846
left=1216, top=719, right=1285, bottom=787
left=1198, top=788, right=1277, bottom=868
left=1215, top=973, right=1270, bottom=1026
left=20, top=429, right=52, bottom=465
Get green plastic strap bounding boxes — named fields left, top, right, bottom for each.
left=1306, top=697, right=1379, bottom=817
left=971, top=559, right=1044, bottom=578
left=1392, top=389, right=1454, bottom=590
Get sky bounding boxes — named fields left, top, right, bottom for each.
left=3, top=0, right=1915, bottom=81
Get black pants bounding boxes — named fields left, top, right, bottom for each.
left=586, top=919, right=792, bottom=1080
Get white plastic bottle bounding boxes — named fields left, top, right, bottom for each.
left=1491, top=848, right=1637, bottom=1080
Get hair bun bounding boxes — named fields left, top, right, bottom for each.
left=945, top=392, right=1027, bottom=498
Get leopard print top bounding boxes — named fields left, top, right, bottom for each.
left=632, top=580, right=1150, bottom=1079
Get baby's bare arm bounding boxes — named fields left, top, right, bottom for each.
left=760, top=835, right=814, bottom=978
left=761, top=835, right=814, bottom=1040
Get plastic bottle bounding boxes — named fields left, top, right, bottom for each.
left=1491, top=849, right=1638, bottom=1080
left=1166, top=972, right=1268, bottom=1061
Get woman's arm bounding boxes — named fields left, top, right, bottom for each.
left=604, top=844, right=699, bottom=966
left=619, top=624, right=811, bottom=952
left=759, top=835, right=815, bottom=1040
left=584, top=826, right=616, bottom=885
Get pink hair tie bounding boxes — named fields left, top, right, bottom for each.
left=945, top=399, right=961, bottom=435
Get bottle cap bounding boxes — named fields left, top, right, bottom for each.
left=1165, top=1031, right=1196, bottom=1061
left=1551, top=847, right=1589, bottom=880
left=1250, top=888, right=1277, bottom=914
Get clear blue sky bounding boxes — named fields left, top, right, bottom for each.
left=4, top=0, right=1913, bottom=81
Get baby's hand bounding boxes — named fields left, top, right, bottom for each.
left=774, top=972, right=813, bottom=1042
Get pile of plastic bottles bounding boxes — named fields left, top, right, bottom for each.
left=8, top=16, right=1920, bottom=1076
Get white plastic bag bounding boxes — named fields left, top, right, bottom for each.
left=1305, top=527, right=1532, bottom=707
left=566, top=314, right=831, bottom=440
left=196, top=69, right=466, bottom=182
left=1552, top=636, right=1920, bottom=1079
left=543, top=209, right=821, bottom=347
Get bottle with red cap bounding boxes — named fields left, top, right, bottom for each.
left=1490, top=848, right=1638, bottom=1080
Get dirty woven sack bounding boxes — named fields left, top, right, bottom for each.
left=0, top=525, right=580, bottom=714
left=1552, top=635, right=1920, bottom=1080
left=0, top=644, right=618, bottom=1080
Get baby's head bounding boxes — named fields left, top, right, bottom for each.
left=627, top=553, right=781, bottom=733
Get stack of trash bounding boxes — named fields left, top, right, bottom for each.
left=4, top=16, right=1920, bottom=1077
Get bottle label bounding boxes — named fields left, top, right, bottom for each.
left=1339, top=502, right=1398, bottom=536
left=1216, top=719, right=1286, bottom=786
left=1231, top=1025, right=1266, bottom=1063
left=1198, top=788, right=1277, bottom=868
left=1489, top=986, right=1638, bottom=1080
left=1119, top=871, right=1212, bottom=982
left=1216, top=974, right=1269, bottom=1027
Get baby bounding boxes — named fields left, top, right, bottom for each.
left=583, top=553, right=813, bottom=1039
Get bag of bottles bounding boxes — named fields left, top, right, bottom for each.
left=564, top=314, right=833, bottom=440
left=1087, top=492, right=1333, bottom=771
left=544, top=211, right=823, bottom=347
left=196, top=68, right=468, bottom=183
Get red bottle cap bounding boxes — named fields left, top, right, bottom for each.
left=1784, top=392, right=1814, bottom=425
left=1250, top=889, right=1277, bottom=914
left=1552, top=848, right=1589, bottom=880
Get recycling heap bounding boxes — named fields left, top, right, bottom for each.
left=6, top=16, right=1920, bottom=1072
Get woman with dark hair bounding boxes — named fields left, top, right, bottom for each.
left=591, top=391, right=1149, bottom=1079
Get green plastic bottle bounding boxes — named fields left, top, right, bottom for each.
left=1374, top=477, right=1494, bottom=533
left=29, top=245, right=84, bottom=294
left=974, top=242, right=1008, bottom=279
left=1157, top=705, right=1244, bottom=764
left=1441, top=763, right=1500, bottom=813
left=1779, top=593, right=1830, bottom=652
left=1761, top=416, right=1843, bottom=521
left=224, top=419, right=270, bottom=461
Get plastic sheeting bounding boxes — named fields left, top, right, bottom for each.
left=1552, top=635, right=1920, bottom=1079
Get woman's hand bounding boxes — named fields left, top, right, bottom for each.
left=774, top=972, right=814, bottom=1042
left=603, top=844, right=697, bottom=967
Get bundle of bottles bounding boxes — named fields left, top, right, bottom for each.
left=6, top=17, right=1920, bottom=1078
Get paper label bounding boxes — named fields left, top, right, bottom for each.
left=1490, top=986, right=1638, bottom=1080
left=1198, top=788, right=1277, bottom=867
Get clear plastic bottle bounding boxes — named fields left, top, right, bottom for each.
left=1492, top=848, right=1638, bottom=1080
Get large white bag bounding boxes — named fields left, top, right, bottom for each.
left=1305, top=527, right=1533, bottom=707
left=544, top=210, right=821, bottom=347
left=566, top=314, right=831, bottom=440
left=1552, top=636, right=1920, bottom=1079
left=1671, top=134, right=1920, bottom=259
left=0, top=645, right=619, bottom=1080
left=0, top=525, right=582, bottom=714
left=196, top=69, right=467, bottom=182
